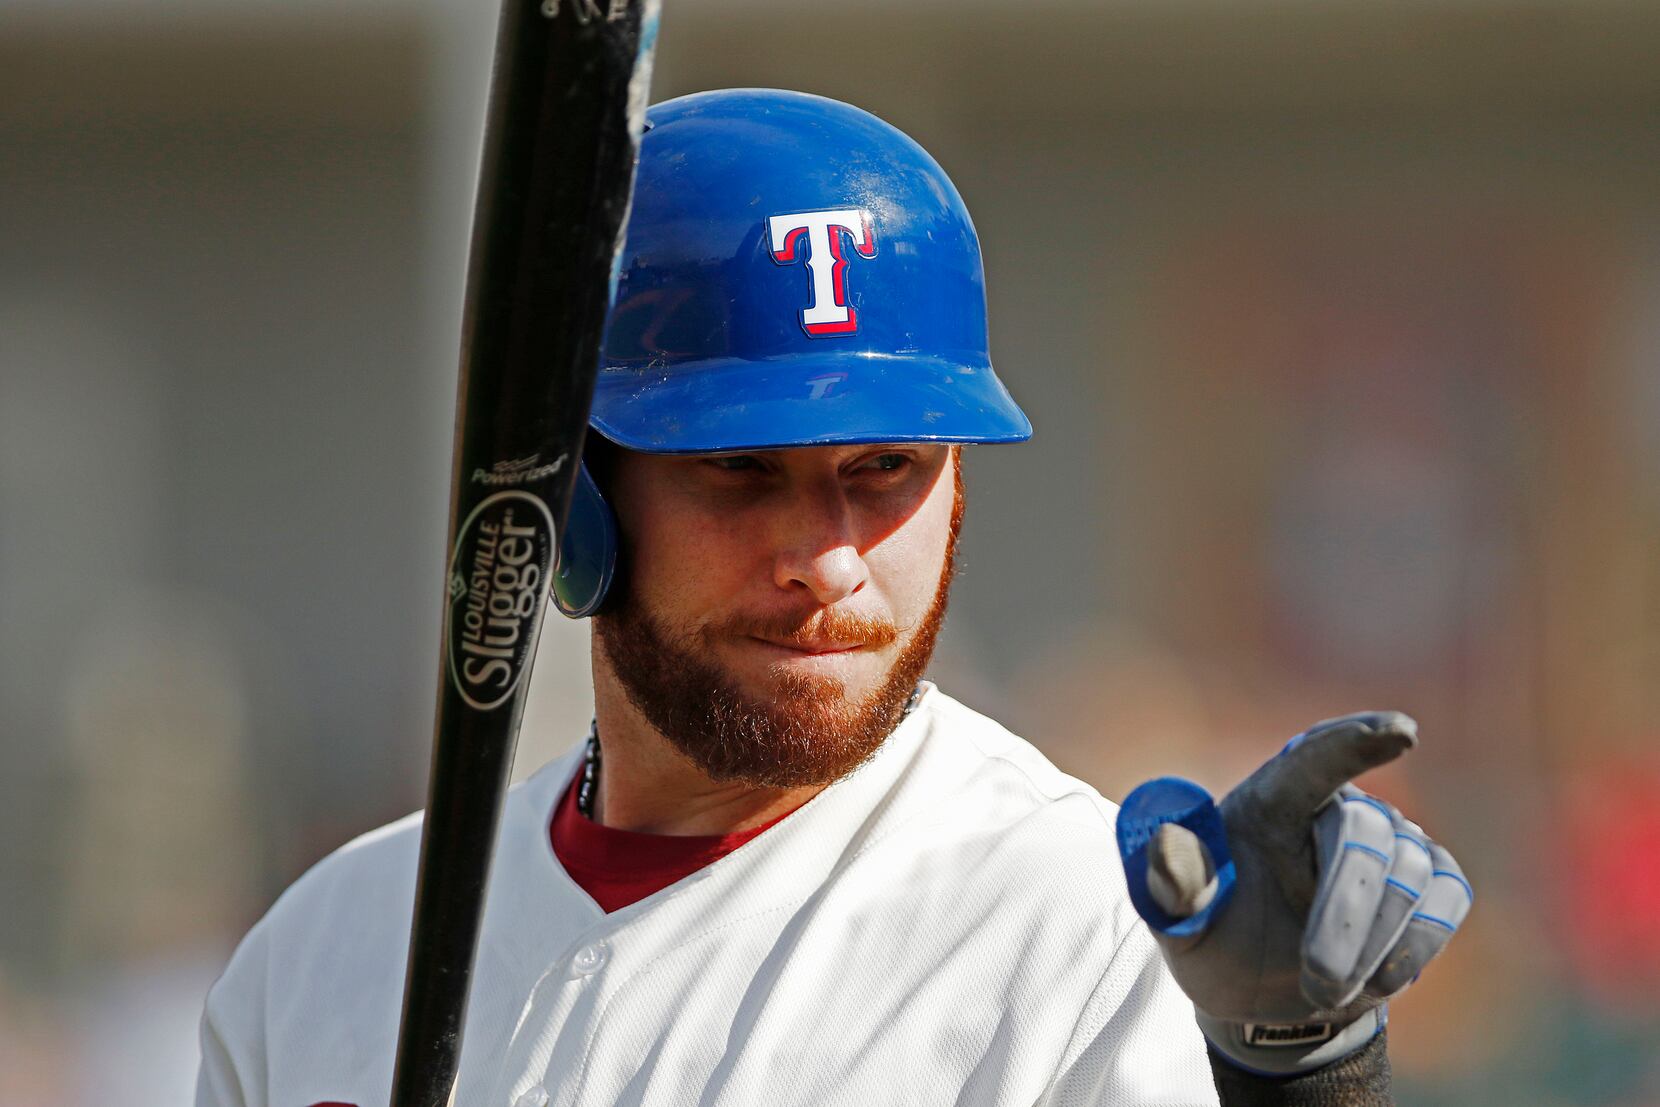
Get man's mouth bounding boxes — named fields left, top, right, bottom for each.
left=749, top=636, right=868, bottom=656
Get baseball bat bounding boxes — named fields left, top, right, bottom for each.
left=389, top=3, right=658, bottom=1105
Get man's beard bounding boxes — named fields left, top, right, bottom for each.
left=594, top=460, right=963, bottom=789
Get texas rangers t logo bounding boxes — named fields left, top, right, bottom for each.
left=767, top=208, right=876, bottom=336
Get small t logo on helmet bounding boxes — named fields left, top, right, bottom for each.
left=767, top=208, right=876, bottom=337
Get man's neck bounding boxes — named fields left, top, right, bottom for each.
left=589, top=679, right=824, bottom=836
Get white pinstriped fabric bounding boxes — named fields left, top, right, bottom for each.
left=197, top=686, right=1217, bottom=1107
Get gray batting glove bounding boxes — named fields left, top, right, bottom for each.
left=1115, top=712, right=1474, bottom=1075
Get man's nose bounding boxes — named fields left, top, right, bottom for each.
left=772, top=494, right=870, bottom=605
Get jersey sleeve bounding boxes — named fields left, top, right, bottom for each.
left=1039, top=921, right=1219, bottom=1107
left=194, top=917, right=271, bottom=1107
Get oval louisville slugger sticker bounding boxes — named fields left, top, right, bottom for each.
left=445, top=489, right=557, bottom=711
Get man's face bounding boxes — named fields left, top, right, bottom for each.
left=593, top=443, right=962, bottom=787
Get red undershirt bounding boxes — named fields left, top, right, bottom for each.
left=550, top=776, right=797, bottom=913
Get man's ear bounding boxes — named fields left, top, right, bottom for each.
left=552, top=460, right=620, bottom=619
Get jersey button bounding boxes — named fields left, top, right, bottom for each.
left=570, top=942, right=609, bottom=977
left=513, top=1085, right=549, bottom=1107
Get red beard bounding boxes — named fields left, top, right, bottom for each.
left=594, top=459, right=963, bottom=788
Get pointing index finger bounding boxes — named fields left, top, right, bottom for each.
left=1251, top=712, right=1419, bottom=816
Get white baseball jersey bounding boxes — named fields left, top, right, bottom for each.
left=196, top=684, right=1218, bottom=1106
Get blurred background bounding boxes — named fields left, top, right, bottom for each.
left=4, top=0, right=1659, bottom=1102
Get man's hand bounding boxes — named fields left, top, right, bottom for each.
left=1115, top=712, right=1473, bottom=1076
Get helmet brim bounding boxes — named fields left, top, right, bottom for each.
left=588, top=354, right=1032, bottom=454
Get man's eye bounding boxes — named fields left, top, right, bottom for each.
left=865, top=453, right=910, bottom=472
left=708, top=455, right=762, bottom=472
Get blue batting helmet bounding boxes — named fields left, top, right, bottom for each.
left=552, top=88, right=1032, bottom=618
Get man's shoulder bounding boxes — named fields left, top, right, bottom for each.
left=268, top=808, right=426, bottom=934
left=198, top=803, right=430, bottom=1068
left=912, top=685, right=1120, bottom=830
left=813, top=688, right=1152, bottom=1015
left=216, top=751, right=579, bottom=987
left=884, top=687, right=1129, bottom=902
left=208, top=806, right=426, bottom=1020
left=199, top=752, right=588, bottom=1093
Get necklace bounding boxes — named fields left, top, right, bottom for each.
left=577, top=719, right=602, bottom=819
left=576, top=682, right=928, bottom=821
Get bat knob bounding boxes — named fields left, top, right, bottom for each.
left=1116, top=776, right=1237, bottom=939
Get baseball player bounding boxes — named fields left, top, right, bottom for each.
left=196, top=89, right=1472, bottom=1107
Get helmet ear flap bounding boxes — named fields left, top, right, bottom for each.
left=552, top=460, right=618, bottom=618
